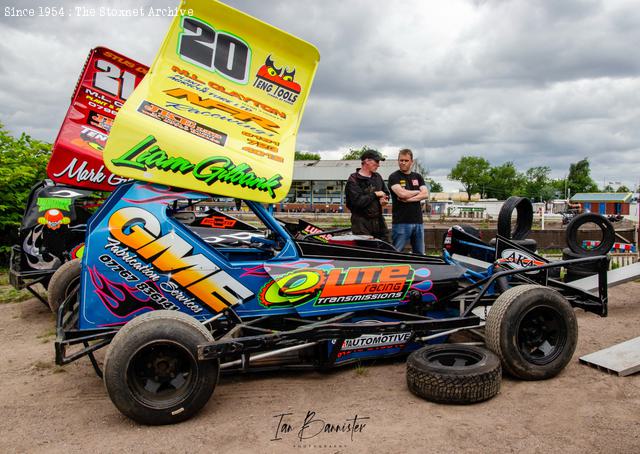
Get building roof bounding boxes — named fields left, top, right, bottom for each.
left=293, top=160, right=400, bottom=181
left=570, top=193, right=633, bottom=203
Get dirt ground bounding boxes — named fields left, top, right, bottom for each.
left=1, top=282, right=640, bottom=454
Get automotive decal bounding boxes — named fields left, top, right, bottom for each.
left=332, top=320, right=412, bottom=359
left=259, top=264, right=414, bottom=308
left=103, top=0, right=319, bottom=202
left=106, top=206, right=253, bottom=313
left=38, top=209, right=71, bottom=230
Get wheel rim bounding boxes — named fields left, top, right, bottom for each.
left=127, top=340, right=199, bottom=409
left=425, top=347, right=484, bottom=368
left=516, top=305, right=566, bottom=365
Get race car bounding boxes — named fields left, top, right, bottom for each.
left=55, top=182, right=609, bottom=425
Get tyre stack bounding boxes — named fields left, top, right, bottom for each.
left=563, top=213, right=615, bottom=282
left=491, top=196, right=537, bottom=251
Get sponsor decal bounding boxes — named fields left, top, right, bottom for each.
left=36, top=198, right=72, bottom=212
left=88, top=111, right=113, bottom=133
left=138, top=100, right=228, bottom=146
left=51, top=157, right=130, bottom=187
left=106, top=206, right=253, bottom=312
left=260, top=265, right=414, bottom=308
left=253, top=55, right=301, bottom=105
left=170, top=65, right=287, bottom=119
left=200, top=216, right=237, bottom=228
left=498, top=248, right=546, bottom=272
left=38, top=209, right=70, bottom=230
left=111, top=135, right=284, bottom=198
left=164, top=87, right=280, bottom=133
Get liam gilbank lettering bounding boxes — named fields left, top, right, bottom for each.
left=110, top=135, right=283, bottom=198
left=271, top=410, right=369, bottom=443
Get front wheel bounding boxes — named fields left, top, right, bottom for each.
left=103, top=311, right=219, bottom=425
left=485, top=285, right=577, bottom=380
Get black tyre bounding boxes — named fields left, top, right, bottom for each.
left=489, top=237, right=537, bottom=253
left=564, top=268, right=595, bottom=282
left=566, top=213, right=615, bottom=256
left=47, top=258, right=81, bottom=313
left=485, top=285, right=577, bottom=380
left=497, top=197, right=533, bottom=240
left=406, top=344, right=501, bottom=404
left=104, top=311, right=218, bottom=425
left=562, top=247, right=601, bottom=273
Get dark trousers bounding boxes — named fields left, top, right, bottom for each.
left=351, top=214, right=390, bottom=242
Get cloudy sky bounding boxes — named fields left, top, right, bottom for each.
left=1, top=0, right=639, bottom=191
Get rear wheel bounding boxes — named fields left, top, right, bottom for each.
left=47, top=258, right=81, bottom=313
left=406, top=344, right=501, bottom=404
left=485, top=285, right=577, bottom=380
left=103, top=311, right=218, bottom=425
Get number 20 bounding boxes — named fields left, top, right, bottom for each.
left=178, top=17, right=251, bottom=84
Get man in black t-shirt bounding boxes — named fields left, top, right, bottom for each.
left=388, top=149, right=429, bottom=254
left=345, top=149, right=390, bottom=241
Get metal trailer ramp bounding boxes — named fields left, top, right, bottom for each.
left=579, top=337, right=640, bottom=376
left=568, top=262, right=640, bottom=292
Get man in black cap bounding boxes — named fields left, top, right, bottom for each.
left=345, top=149, right=390, bottom=241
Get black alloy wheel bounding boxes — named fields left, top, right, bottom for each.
left=127, top=341, right=199, bottom=410
left=516, top=305, right=566, bottom=366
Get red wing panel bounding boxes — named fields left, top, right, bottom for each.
left=47, top=47, right=149, bottom=191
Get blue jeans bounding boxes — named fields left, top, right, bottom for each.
left=392, top=223, right=425, bottom=255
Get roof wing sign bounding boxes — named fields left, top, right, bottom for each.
left=47, top=47, right=149, bottom=191
left=103, top=0, right=320, bottom=203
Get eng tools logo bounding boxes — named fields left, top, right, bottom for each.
left=253, top=55, right=301, bottom=105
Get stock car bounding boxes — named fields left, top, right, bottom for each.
left=55, top=182, right=609, bottom=425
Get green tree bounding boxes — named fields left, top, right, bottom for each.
left=341, top=145, right=384, bottom=160
left=448, top=156, right=490, bottom=201
left=486, top=162, right=524, bottom=199
left=522, top=166, right=553, bottom=201
left=0, top=123, right=51, bottom=262
left=566, top=158, right=598, bottom=195
left=616, top=185, right=630, bottom=193
left=294, top=150, right=320, bottom=160
left=425, top=178, right=443, bottom=193
left=602, top=184, right=615, bottom=192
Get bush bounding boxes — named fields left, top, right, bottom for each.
left=0, top=123, right=51, bottom=264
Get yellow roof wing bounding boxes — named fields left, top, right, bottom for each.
left=104, top=0, right=319, bottom=202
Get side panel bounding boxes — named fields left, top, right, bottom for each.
left=79, top=183, right=280, bottom=329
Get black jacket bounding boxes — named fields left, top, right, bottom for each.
left=345, top=170, right=389, bottom=218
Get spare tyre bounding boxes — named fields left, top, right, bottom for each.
left=489, top=237, right=537, bottom=253
left=566, top=213, right=615, bottom=256
left=497, top=197, right=533, bottom=240
left=406, top=344, right=501, bottom=404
